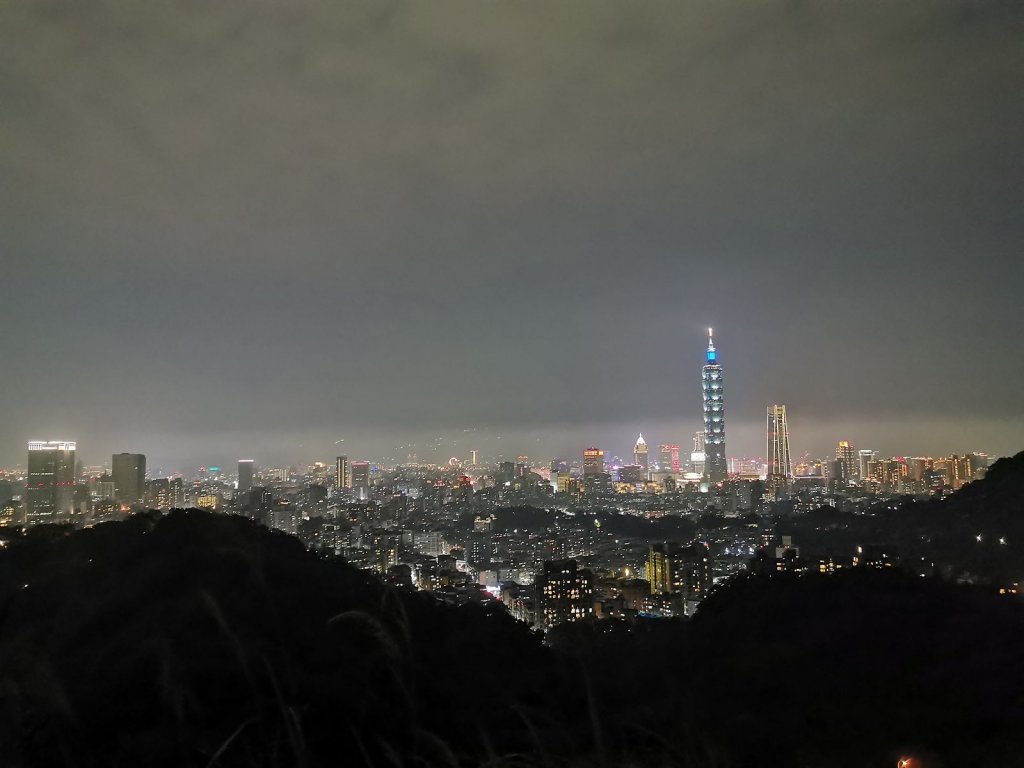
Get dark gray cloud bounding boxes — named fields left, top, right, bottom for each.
left=1, top=0, right=1022, bottom=468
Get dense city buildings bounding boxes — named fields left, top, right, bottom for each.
left=702, top=329, right=727, bottom=484
left=0, top=337, right=1003, bottom=636
left=112, top=453, right=146, bottom=506
left=0, top=430, right=1004, bottom=640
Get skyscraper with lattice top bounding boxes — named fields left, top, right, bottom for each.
left=702, top=329, right=727, bottom=484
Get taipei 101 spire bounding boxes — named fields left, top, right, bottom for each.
left=702, top=328, right=728, bottom=484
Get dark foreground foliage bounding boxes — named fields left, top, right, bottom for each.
left=1, top=510, right=1023, bottom=768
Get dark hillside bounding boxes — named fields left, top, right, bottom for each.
left=2, top=509, right=1023, bottom=767
left=0, top=512, right=561, bottom=767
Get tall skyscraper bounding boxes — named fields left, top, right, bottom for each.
left=766, top=405, right=793, bottom=479
left=701, top=329, right=727, bottom=484
left=835, top=441, right=857, bottom=484
left=238, top=460, right=255, bottom=494
left=351, top=461, right=371, bottom=499
left=112, top=453, right=146, bottom=506
left=26, top=441, right=77, bottom=525
left=633, top=434, right=648, bottom=472
left=858, top=450, right=877, bottom=481
left=582, top=448, right=605, bottom=477
left=335, top=456, right=350, bottom=488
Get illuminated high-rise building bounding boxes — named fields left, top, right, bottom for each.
left=693, top=431, right=705, bottom=452
left=858, top=450, right=877, bottom=481
left=146, top=478, right=171, bottom=510
left=633, top=434, right=648, bottom=472
left=766, top=405, right=792, bottom=480
left=536, top=559, right=594, bottom=629
left=169, top=477, right=186, bottom=508
left=582, top=447, right=610, bottom=495
left=646, top=542, right=713, bottom=598
left=835, top=441, right=857, bottom=484
left=701, top=329, right=727, bottom=484
left=659, top=444, right=681, bottom=473
left=112, top=453, right=146, bottom=506
left=690, top=432, right=706, bottom=476
left=582, top=448, right=605, bottom=477
left=335, top=456, right=350, bottom=488
left=351, top=461, right=371, bottom=499
left=26, top=441, right=77, bottom=525
left=238, top=459, right=255, bottom=493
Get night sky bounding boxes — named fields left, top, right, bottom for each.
left=2, top=1, right=1022, bottom=470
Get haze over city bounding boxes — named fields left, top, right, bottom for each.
left=3, top=0, right=1022, bottom=470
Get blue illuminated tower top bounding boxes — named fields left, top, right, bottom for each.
left=706, top=327, right=717, bottom=363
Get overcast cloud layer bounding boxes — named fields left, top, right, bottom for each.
left=1, top=0, right=1022, bottom=469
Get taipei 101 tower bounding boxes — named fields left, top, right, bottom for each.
left=701, top=329, right=728, bottom=483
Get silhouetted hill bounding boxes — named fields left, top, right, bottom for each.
left=552, top=569, right=1024, bottom=768
left=0, top=512, right=559, bottom=767
left=2, top=510, right=1023, bottom=767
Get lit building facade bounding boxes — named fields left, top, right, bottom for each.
left=690, top=431, right=706, bottom=477
left=858, top=450, right=877, bottom=481
left=701, top=329, right=727, bottom=484
left=335, top=455, right=350, bottom=488
left=659, top=444, right=681, bottom=473
left=646, top=541, right=713, bottom=598
left=766, top=405, right=792, bottom=480
left=536, top=559, right=594, bottom=628
left=582, top=448, right=605, bottom=477
left=835, top=441, right=857, bottom=484
left=26, top=441, right=77, bottom=525
left=633, top=434, right=648, bottom=472
left=351, top=461, right=371, bottom=499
